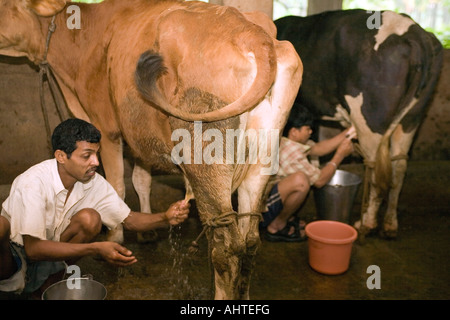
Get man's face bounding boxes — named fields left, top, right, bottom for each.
left=290, top=125, right=312, bottom=144
left=62, top=141, right=100, bottom=183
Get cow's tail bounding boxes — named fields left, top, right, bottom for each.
left=134, top=39, right=277, bottom=122
left=373, top=30, right=443, bottom=194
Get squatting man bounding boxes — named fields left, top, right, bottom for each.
left=0, top=119, right=190, bottom=297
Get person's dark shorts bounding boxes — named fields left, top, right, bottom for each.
left=260, top=183, right=283, bottom=228
left=0, top=242, right=66, bottom=294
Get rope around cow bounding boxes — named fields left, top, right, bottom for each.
left=39, top=15, right=70, bottom=155
left=188, top=211, right=262, bottom=255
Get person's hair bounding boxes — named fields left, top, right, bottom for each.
left=282, top=104, right=315, bottom=137
left=51, top=118, right=101, bottom=158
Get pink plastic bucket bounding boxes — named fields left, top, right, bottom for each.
left=305, top=220, right=358, bottom=275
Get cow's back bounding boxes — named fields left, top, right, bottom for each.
left=275, top=10, right=380, bottom=119
left=275, top=9, right=443, bottom=134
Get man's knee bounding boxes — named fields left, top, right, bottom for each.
left=291, top=172, right=310, bottom=193
left=71, top=208, right=102, bottom=236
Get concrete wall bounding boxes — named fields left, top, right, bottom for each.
left=0, top=56, right=63, bottom=184
left=411, top=49, right=450, bottom=160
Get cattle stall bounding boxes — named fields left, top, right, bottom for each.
left=0, top=0, right=449, bottom=304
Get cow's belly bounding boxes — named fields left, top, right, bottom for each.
left=116, top=93, right=180, bottom=173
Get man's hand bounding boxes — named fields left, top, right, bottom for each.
left=345, top=125, right=357, bottom=140
left=95, top=241, right=137, bottom=267
left=336, top=137, right=354, bottom=158
left=164, top=200, right=190, bottom=226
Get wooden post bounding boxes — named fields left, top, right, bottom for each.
left=307, top=0, right=342, bottom=15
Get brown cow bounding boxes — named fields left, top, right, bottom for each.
left=0, top=0, right=302, bottom=299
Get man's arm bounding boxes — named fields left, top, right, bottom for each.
left=122, top=200, right=190, bottom=232
left=22, top=200, right=189, bottom=267
left=313, top=137, right=355, bottom=188
left=310, top=126, right=356, bottom=157
left=23, top=235, right=137, bottom=266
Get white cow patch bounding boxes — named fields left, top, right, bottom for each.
left=321, top=104, right=352, bottom=127
left=345, top=93, right=382, bottom=161
left=345, top=92, right=419, bottom=161
left=374, top=11, right=414, bottom=51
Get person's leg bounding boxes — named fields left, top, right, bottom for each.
left=260, top=184, right=283, bottom=228
left=267, top=172, right=310, bottom=234
left=31, top=208, right=102, bottom=298
left=0, top=216, right=16, bottom=281
left=60, top=208, right=102, bottom=244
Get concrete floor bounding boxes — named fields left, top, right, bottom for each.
left=1, top=161, right=449, bottom=301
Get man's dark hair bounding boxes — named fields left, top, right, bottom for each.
left=282, top=104, right=315, bottom=137
left=51, top=118, right=101, bottom=158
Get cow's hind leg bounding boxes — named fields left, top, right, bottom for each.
left=192, top=184, right=245, bottom=300
left=347, top=94, right=384, bottom=241
left=209, top=219, right=245, bottom=300
left=381, top=157, right=406, bottom=239
left=99, top=134, right=126, bottom=244
left=189, top=171, right=244, bottom=300
left=355, top=168, right=383, bottom=241
left=234, top=39, right=302, bottom=299
left=132, top=163, right=158, bottom=243
left=381, top=125, right=417, bottom=238
left=236, top=169, right=268, bottom=300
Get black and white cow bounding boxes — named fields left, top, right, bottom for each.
left=275, top=9, right=443, bottom=239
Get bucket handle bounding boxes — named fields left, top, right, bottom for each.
left=81, top=274, right=94, bottom=281
left=62, top=270, right=94, bottom=281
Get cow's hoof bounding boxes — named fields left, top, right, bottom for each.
left=137, top=230, right=159, bottom=243
left=357, top=231, right=366, bottom=245
left=356, top=225, right=378, bottom=244
left=379, top=229, right=398, bottom=239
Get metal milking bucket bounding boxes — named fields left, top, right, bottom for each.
left=313, top=170, right=362, bottom=224
left=42, top=274, right=107, bottom=300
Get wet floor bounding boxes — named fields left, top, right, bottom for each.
left=1, top=161, right=449, bottom=301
